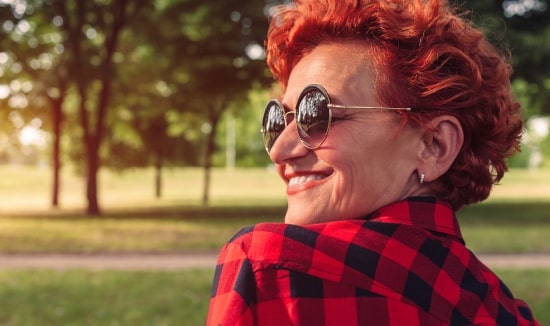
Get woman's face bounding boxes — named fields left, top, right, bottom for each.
left=269, top=42, right=426, bottom=225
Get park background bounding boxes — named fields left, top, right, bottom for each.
left=0, top=0, right=549, bottom=325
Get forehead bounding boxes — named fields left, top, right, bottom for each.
left=283, top=42, right=379, bottom=106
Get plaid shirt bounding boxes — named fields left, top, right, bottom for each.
left=207, top=197, right=539, bottom=325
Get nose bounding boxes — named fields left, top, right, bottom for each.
left=268, top=118, right=309, bottom=164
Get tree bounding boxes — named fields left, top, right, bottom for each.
left=99, top=0, right=203, bottom=199
left=49, top=0, right=149, bottom=214
left=153, top=0, right=273, bottom=205
left=0, top=0, right=70, bottom=205
left=464, top=0, right=550, bottom=116
left=66, top=0, right=275, bottom=205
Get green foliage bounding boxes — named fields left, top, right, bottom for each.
left=464, top=0, right=550, bottom=116
left=212, top=87, right=274, bottom=167
left=512, top=78, right=547, bottom=118
left=541, top=133, right=550, bottom=167
left=0, top=0, right=281, bottom=210
left=0, top=0, right=549, bottom=211
left=506, top=146, right=531, bottom=168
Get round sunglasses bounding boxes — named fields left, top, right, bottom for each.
left=261, top=84, right=412, bottom=152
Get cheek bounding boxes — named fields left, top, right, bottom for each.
left=323, top=121, right=411, bottom=174
left=321, top=130, right=382, bottom=175
left=324, top=148, right=372, bottom=193
left=338, top=134, right=411, bottom=181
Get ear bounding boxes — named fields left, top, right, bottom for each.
left=417, top=115, right=464, bottom=183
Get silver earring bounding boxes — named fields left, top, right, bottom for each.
left=419, top=173, right=425, bottom=184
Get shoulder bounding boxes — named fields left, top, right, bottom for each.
left=222, top=222, right=293, bottom=264
left=226, top=220, right=370, bottom=250
left=227, top=222, right=288, bottom=243
left=219, top=220, right=378, bottom=274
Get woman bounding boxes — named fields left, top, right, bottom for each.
left=207, top=0, right=539, bottom=325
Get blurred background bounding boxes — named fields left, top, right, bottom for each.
left=0, top=0, right=548, bottom=214
left=0, top=0, right=549, bottom=325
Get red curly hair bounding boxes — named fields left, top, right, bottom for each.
left=266, top=0, right=523, bottom=210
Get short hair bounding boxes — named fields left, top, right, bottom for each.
left=266, top=0, right=523, bottom=210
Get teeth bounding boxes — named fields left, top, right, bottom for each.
left=288, top=175, right=326, bottom=186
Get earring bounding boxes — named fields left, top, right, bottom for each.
left=419, top=173, right=425, bottom=184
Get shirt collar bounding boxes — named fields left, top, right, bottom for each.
left=366, top=197, right=464, bottom=243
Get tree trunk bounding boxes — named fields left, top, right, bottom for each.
left=201, top=106, right=222, bottom=206
left=81, top=0, right=128, bottom=216
left=51, top=97, right=63, bottom=207
left=202, top=128, right=214, bottom=206
left=86, top=137, right=101, bottom=215
left=155, top=153, right=162, bottom=198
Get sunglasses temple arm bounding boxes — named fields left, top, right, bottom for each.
left=327, top=104, right=412, bottom=111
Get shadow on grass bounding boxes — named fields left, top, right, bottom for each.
left=2, top=200, right=549, bottom=224
left=458, top=200, right=550, bottom=225
left=0, top=204, right=288, bottom=221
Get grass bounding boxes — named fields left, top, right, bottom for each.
left=458, top=201, right=550, bottom=253
left=496, top=269, right=550, bottom=324
left=0, top=166, right=548, bottom=254
left=0, top=166, right=287, bottom=212
left=0, top=166, right=548, bottom=325
left=0, top=165, right=547, bottom=211
left=0, top=205, right=548, bottom=254
left=0, top=268, right=547, bottom=326
left=0, top=269, right=213, bottom=326
left=0, top=215, right=280, bottom=253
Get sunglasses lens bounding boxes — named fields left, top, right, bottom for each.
left=296, top=87, right=330, bottom=149
left=262, top=100, right=286, bottom=151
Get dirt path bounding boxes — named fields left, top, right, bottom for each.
left=0, top=253, right=219, bottom=271
left=1, top=253, right=549, bottom=271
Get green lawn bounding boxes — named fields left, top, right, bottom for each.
left=0, top=214, right=282, bottom=253
left=0, top=269, right=547, bottom=326
left=0, top=166, right=547, bottom=212
left=0, top=166, right=287, bottom=212
left=0, top=167, right=548, bottom=254
left=0, top=205, right=548, bottom=254
left=0, top=166, right=548, bottom=325
left=0, top=269, right=213, bottom=326
left=497, top=269, right=550, bottom=324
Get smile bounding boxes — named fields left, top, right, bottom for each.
left=288, top=174, right=329, bottom=187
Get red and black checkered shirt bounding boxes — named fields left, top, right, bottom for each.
left=207, top=197, right=539, bottom=325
